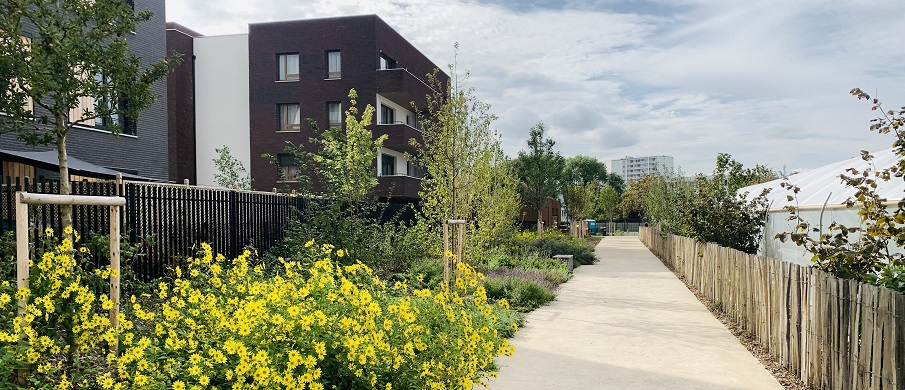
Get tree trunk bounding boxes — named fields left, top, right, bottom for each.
left=55, top=126, right=73, bottom=232
left=536, top=207, right=543, bottom=236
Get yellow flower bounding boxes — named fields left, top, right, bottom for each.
left=44, top=227, right=53, bottom=236
left=336, top=249, right=345, bottom=257
left=173, top=381, right=186, bottom=390
left=63, top=226, right=73, bottom=235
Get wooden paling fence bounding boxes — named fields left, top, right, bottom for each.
left=639, top=227, right=905, bottom=390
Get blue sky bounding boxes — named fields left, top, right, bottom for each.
left=167, top=0, right=905, bottom=175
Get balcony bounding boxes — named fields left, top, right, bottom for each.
left=374, top=123, right=423, bottom=155
left=375, top=174, right=422, bottom=201
left=376, top=68, right=437, bottom=110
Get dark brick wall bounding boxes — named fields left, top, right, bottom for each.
left=166, top=23, right=199, bottom=184
left=374, top=17, right=448, bottom=92
left=0, top=0, right=169, bottom=181
left=247, top=15, right=447, bottom=192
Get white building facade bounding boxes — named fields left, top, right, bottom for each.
left=611, top=155, right=674, bottom=182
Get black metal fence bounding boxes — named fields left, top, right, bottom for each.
left=2, top=176, right=416, bottom=280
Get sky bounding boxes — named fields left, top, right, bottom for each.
left=166, top=0, right=905, bottom=175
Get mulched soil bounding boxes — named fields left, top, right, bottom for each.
left=666, top=268, right=813, bottom=389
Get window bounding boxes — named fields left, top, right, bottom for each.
left=380, top=104, right=395, bottom=125
left=379, top=53, right=396, bottom=70
left=278, top=53, right=299, bottom=81
left=381, top=154, right=396, bottom=176
left=326, top=51, right=341, bottom=79
left=277, top=153, right=298, bottom=181
left=94, top=73, right=122, bottom=129
left=327, top=102, right=341, bottom=129
left=279, top=104, right=301, bottom=131
left=407, top=161, right=425, bottom=178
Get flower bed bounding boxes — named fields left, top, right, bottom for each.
left=1, top=233, right=516, bottom=389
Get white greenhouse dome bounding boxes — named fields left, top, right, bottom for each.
left=739, top=148, right=904, bottom=266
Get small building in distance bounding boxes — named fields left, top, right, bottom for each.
left=611, top=155, right=674, bottom=182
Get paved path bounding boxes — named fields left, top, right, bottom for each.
left=487, top=236, right=782, bottom=390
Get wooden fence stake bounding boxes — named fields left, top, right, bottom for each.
left=15, top=193, right=28, bottom=331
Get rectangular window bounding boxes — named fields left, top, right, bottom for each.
left=93, top=73, right=124, bottom=130
left=327, top=102, right=341, bottom=129
left=277, top=153, right=298, bottom=181
left=278, top=53, right=299, bottom=81
left=279, top=104, right=301, bottom=131
left=407, top=161, right=425, bottom=178
left=379, top=53, right=396, bottom=70
left=326, top=51, right=341, bottom=79
left=380, top=104, right=395, bottom=125
left=381, top=154, right=396, bottom=176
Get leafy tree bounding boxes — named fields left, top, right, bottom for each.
left=629, top=157, right=771, bottom=254
left=596, top=185, right=620, bottom=222
left=618, top=175, right=654, bottom=218
left=778, top=89, right=905, bottom=291
left=0, top=0, right=175, bottom=228
left=513, top=122, right=565, bottom=235
left=563, top=155, right=608, bottom=187
left=714, top=153, right=777, bottom=191
left=563, top=182, right=595, bottom=237
left=309, top=89, right=385, bottom=201
left=263, top=89, right=384, bottom=200
left=213, top=146, right=251, bottom=190
left=606, top=173, right=626, bottom=194
left=413, top=46, right=520, bottom=253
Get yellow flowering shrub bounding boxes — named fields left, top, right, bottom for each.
left=2, top=229, right=516, bottom=389
left=1, top=228, right=121, bottom=388
left=117, top=241, right=514, bottom=389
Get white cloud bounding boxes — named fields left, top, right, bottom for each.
left=167, top=0, right=905, bottom=174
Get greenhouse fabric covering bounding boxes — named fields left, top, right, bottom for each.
left=738, top=148, right=904, bottom=266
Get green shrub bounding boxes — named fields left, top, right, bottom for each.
left=265, top=201, right=428, bottom=276
left=492, top=306, right=524, bottom=338
left=401, top=257, right=445, bottom=291
left=483, top=272, right=556, bottom=312
left=526, top=236, right=597, bottom=265
left=529, top=267, right=571, bottom=286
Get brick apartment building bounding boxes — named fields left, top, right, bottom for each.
left=1, top=0, right=170, bottom=182
left=168, top=15, right=448, bottom=201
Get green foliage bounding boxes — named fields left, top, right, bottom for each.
left=0, top=229, right=121, bottom=387
left=596, top=185, right=621, bottom=222
left=491, top=306, right=524, bottom=339
left=310, top=89, right=386, bottom=201
left=483, top=274, right=555, bottom=312
left=213, top=145, right=252, bottom=190
left=522, top=234, right=597, bottom=265
left=265, top=201, right=427, bottom=277
left=263, top=89, right=384, bottom=200
left=562, top=182, right=596, bottom=232
left=681, top=156, right=771, bottom=254
left=627, top=156, right=771, bottom=254
left=401, top=258, right=446, bottom=291
left=563, top=155, right=608, bottom=187
left=513, top=122, right=565, bottom=234
left=0, top=0, right=177, bottom=227
left=413, top=46, right=520, bottom=254
left=778, top=89, right=905, bottom=292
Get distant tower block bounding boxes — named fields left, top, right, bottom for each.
left=611, top=155, right=674, bottom=182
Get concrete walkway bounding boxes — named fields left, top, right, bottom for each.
left=487, top=236, right=782, bottom=390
